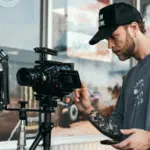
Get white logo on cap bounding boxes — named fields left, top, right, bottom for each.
left=100, top=14, right=103, bottom=20
left=99, top=14, right=105, bottom=27
left=99, top=20, right=105, bottom=27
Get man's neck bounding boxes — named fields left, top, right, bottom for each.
left=134, top=35, right=150, bottom=61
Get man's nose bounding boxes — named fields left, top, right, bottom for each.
left=108, top=39, right=115, bottom=49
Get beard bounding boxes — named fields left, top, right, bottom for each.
left=116, top=30, right=135, bottom=61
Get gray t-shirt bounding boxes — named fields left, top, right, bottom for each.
left=123, top=55, right=150, bottom=130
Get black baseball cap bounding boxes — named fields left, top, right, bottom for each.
left=89, top=2, right=143, bottom=45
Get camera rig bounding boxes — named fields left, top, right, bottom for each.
left=16, top=47, right=81, bottom=97
left=0, top=48, right=81, bottom=150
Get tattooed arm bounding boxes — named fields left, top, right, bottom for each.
left=88, top=77, right=127, bottom=141
left=88, top=109, right=123, bottom=141
left=73, top=83, right=125, bottom=141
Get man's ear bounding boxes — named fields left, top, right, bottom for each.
left=130, top=22, right=139, bottom=36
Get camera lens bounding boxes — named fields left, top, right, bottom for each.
left=16, top=68, right=35, bottom=86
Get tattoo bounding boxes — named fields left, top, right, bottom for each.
left=88, top=110, right=122, bottom=141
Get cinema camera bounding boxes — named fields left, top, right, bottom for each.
left=16, top=47, right=81, bottom=97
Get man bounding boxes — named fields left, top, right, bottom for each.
left=73, top=2, right=150, bottom=150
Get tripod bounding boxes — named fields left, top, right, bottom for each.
left=6, top=96, right=55, bottom=150
left=29, top=95, right=56, bottom=150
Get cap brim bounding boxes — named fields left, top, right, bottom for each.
left=89, top=26, right=118, bottom=45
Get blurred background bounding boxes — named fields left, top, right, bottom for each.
left=0, top=0, right=149, bottom=148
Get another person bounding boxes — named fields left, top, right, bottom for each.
left=73, top=2, right=150, bottom=150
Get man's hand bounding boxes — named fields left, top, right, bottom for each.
left=73, top=83, right=94, bottom=115
left=112, top=128, right=150, bottom=150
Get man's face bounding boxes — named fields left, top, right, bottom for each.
left=107, top=25, right=135, bottom=61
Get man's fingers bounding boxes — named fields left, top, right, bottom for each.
left=74, top=96, right=79, bottom=102
left=74, top=89, right=81, bottom=98
left=73, top=84, right=88, bottom=99
left=121, top=128, right=136, bottom=135
left=112, top=139, right=129, bottom=149
left=81, top=82, right=87, bottom=88
left=72, top=90, right=80, bottom=102
left=123, top=145, right=132, bottom=150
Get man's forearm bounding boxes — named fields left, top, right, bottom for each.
left=88, top=109, right=122, bottom=141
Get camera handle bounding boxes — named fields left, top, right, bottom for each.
left=17, top=101, right=28, bottom=150
left=29, top=95, right=57, bottom=150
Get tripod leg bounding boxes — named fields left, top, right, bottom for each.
left=43, top=133, right=51, bottom=150
left=43, top=111, right=52, bottom=150
left=29, top=132, right=43, bottom=150
left=29, top=96, right=54, bottom=150
left=29, top=114, right=52, bottom=150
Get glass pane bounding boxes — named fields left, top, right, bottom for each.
left=0, top=0, right=40, bottom=50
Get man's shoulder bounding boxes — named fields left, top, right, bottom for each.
left=123, top=66, right=136, bottom=80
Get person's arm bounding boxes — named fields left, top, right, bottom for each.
left=73, top=82, right=124, bottom=141
left=88, top=83, right=125, bottom=141
left=88, top=107, right=123, bottom=141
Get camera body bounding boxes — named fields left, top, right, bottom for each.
left=17, top=57, right=81, bottom=97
